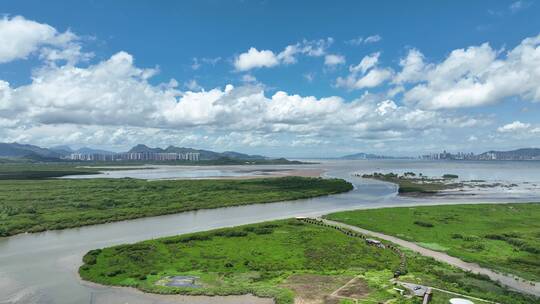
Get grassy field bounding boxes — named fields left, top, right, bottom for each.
left=327, top=203, right=540, bottom=281
left=0, top=176, right=352, bottom=237
left=79, top=219, right=538, bottom=304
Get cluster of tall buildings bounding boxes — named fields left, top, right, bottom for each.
left=420, top=151, right=476, bottom=160
left=69, top=152, right=200, bottom=162
left=420, top=151, right=500, bottom=160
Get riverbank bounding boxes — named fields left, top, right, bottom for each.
left=0, top=176, right=352, bottom=237
left=79, top=280, right=273, bottom=304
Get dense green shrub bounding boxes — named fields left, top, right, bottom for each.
left=0, top=176, right=353, bottom=237
left=82, top=249, right=102, bottom=265
left=413, top=221, right=434, bottom=228
left=252, top=227, right=274, bottom=235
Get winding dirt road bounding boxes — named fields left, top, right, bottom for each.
left=320, top=218, right=540, bottom=298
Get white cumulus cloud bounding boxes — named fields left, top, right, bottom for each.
left=336, top=53, right=392, bottom=90
left=0, top=46, right=484, bottom=150
left=0, top=15, right=87, bottom=64
left=497, top=121, right=531, bottom=132
left=393, top=49, right=427, bottom=84
left=324, top=54, right=345, bottom=66
left=364, top=35, right=382, bottom=44
left=234, top=47, right=279, bottom=71
left=350, top=52, right=380, bottom=74
left=346, top=34, right=382, bottom=45
left=234, top=38, right=333, bottom=71
left=1, top=16, right=517, bottom=153
left=394, top=34, right=540, bottom=109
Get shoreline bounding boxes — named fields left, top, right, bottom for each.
left=78, top=278, right=274, bottom=304
left=60, top=165, right=324, bottom=180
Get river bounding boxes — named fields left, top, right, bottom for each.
left=1, top=160, right=540, bottom=304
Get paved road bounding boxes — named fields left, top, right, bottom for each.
left=320, top=219, right=540, bottom=297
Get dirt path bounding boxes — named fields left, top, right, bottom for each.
left=320, top=218, right=540, bottom=297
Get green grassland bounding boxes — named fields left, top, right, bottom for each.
left=327, top=203, right=540, bottom=281
left=79, top=219, right=538, bottom=304
left=0, top=176, right=352, bottom=237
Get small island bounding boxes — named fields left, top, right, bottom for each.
left=358, top=172, right=463, bottom=195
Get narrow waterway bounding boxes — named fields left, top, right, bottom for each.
left=1, top=160, right=540, bottom=304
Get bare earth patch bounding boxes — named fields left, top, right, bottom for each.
left=281, top=274, right=353, bottom=304
left=333, top=277, right=370, bottom=299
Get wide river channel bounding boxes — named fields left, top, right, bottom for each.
left=1, top=160, right=540, bottom=304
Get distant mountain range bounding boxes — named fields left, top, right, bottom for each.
left=478, top=148, right=540, bottom=160
left=0, top=142, right=268, bottom=161
left=340, top=152, right=409, bottom=160
left=0, top=143, right=65, bottom=160
left=2, top=142, right=539, bottom=162
left=50, top=145, right=116, bottom=156
left=127, top=144, right=266, bottom=160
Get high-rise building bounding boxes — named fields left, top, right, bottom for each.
left=70, top=152, right=200, bottom=161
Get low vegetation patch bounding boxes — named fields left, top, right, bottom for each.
left=413, top=220, right=434, bottom=228
left=359, top=172, right=462, bottom=195
left=327, top=203, right=540, bottom=281
left=0, top=176, right=352, bottom=237
left=0, top=163, right=103, bottom=179
left=79, top=219, right=400, bottom=304
left=79, top=219, right=537, bottom=304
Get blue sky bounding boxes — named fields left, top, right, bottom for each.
left=0, top=0, right=539, bottom=157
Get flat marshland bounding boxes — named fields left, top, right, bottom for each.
left=0, top=176, right=352, bottom=236
left=327, top=203, right=540, bottom=281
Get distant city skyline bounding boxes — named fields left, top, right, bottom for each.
left=69, top=151, right=200, bottom=162
left=1, top=1, right=540, bottom=158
